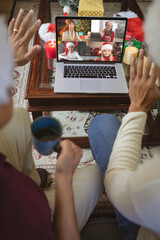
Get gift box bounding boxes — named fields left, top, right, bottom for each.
left=78, top=0, right=104, bottom=17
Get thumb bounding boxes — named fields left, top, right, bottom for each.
left=25, top=45, right=41, bottom=61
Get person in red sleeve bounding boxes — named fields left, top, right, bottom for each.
left=100, top=21, right=114, bottom=42
left=97, top=42, right=116, bottom=61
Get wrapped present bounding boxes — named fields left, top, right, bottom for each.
left=78, top=0, right=104, bottom=17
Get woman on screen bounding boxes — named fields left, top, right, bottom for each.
left=97, top=42, right=116, bottom=61
left=62, top=20, right=81, bottom=41
left=59, top=42, right=82, bottom=60
left=100, top=21, right=114, bottom=42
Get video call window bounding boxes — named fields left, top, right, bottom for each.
left=56, top=18, right=127, bottom=62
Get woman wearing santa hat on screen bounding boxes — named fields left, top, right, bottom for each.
left=62, top=20, right=81, bottom=41
left=59, top=41, right=82, bottom=60
left=100, top=21, right=114, bottom=42
left=97, top=42, right=116, bottom=61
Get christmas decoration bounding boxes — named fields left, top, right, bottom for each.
left=63, top=5, right=71, bottom=16
left=113, top=11, right=144, bottom=42
left=78, top=0, right=104, bottom=17
left=38, top=23, right=56, bottom=42
left=58, top=0, right=79, bottom=11
left=76, top=19, right=91, bottom=36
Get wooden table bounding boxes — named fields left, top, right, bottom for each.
left=26, top=0, right=160, bottom=147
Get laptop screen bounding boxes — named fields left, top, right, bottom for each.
left=56, top=16, right=128, bottom=63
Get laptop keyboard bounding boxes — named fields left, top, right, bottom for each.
left=64, top=65, right=117, bottom=79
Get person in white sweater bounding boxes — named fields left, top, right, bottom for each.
left=88, top=0, right=160, bottom=239
left=62, top=19, right=81, bottom=42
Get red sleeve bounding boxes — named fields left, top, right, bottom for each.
left=111, top=32, right=114, bottom=42
left=0, top=155, right=56, bottom=240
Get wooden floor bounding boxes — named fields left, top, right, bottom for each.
left=0, top=0, right=15, bottom=23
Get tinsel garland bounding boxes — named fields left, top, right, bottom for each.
left=58, top=0, right=79, bottom=11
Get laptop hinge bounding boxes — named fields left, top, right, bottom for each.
left=63, top=61, right=117, bottom=65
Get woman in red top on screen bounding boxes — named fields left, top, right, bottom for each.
left=62, top=19, right=81, bottom=41
left=100, top=21, right=114, bottom=42
left=97, top=42, right=116, bottom=61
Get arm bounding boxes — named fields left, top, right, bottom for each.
left=105, top=50, right=160, bottom=223
left=62, top=32, right=65, bottom=41
left=53, top=140, right=82, bottom=240
left=58, top=52, right=67, bottom=60
left=8, top=9, right=41, bottom=66
left=100, top=29, right=104, bottom=37
left=111, top=31, right=114, bottom=42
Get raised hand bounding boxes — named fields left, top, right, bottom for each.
left=100, top=29, right=104, bottom=37
left=129, top=49, right=160, bottom=113
left=55, top=140, right=82, bottom=178
left=8, top=9, right=41, bottom=66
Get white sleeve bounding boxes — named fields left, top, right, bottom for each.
left=76, top=32, right=81, bottom=41
left=62, top=32, right=65, bottom=41
left=58, top=52, right=66, bottom=59
left=105, top=111, right=160, bottom=234
left=75, top=51, right=82, bottom=60
left=105, top=112, right=146, bottom=222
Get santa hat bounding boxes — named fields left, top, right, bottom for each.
left=0, top=16, right=13, bottom=105
left=66, top=42, right=75, bottom=48
left=65, top=41, right=74, bottom=55
left=63, top=6, right=71, bottom=16
left=99, top=42, right=113, bottom=54
left=144, top=0, right=160, bottom=67
left=105, top=21, right=113, bottom=27
left=38, top=23, right=56, bottom=42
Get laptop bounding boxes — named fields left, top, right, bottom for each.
left=55, top=16, right=128, bottom=94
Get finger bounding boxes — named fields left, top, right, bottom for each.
left=59, top=139, right=81, bottom=158
left=13, top=8, right=24, bottom=34
left=130, top=56, right=136, bottom=81
left=143, top=55, right=152, bottom=79
left=70, top=141, right=82, bottom=159
left=136, top=48, right=144, bottom=79
left=23, top=19, right=41, bottom=43
left=17, top=9, right=34, bottom=38
left=150, top=64, right=158, bottom=84
left=59, top=139, right=72, bottom=153
left=24, top=45, right=41, bottom=62
left=8, top=18, right=15, bottom=37
left=70, top=141, right=81, bottom=153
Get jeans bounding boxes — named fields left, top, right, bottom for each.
left=88, top=114, right=140, bottom=240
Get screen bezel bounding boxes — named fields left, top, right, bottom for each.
left=55, top=16, right=128, bottom=64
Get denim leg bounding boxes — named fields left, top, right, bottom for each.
left=88, top=114, right=140, bottom=240
left=88, top=114, right=121, bottom=179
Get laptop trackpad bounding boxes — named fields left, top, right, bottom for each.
left=80, top=80, right=101, bottom=92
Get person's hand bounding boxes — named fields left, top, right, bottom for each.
left=8, top=9, right=41, bottom=66
left=55, top=140, right=82, bottom=178
left=129, top=49, right=160, bottom=113
left=100, top=29, right=104, bottom=37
